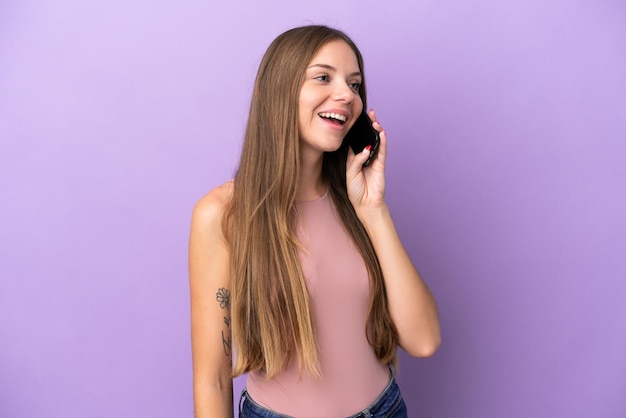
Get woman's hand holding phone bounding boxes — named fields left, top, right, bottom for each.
left=345, top=109, right=388, bottom=213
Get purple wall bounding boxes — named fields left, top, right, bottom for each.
left=1, top=1, right=625, bottom=417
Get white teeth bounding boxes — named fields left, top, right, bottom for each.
left=319, top=112, right=347, bottom=122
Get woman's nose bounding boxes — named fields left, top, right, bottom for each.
left=332, top=81, right=355, bottom=103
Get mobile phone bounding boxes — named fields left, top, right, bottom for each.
left=344, top=110, right=380, bottom=167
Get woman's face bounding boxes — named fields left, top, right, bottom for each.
left=298, top=40, right=363, bottom=159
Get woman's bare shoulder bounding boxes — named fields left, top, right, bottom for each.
left=191, top=181, right=234, bottom=230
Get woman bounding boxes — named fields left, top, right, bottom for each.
left=189, top=25, right=441, bottom=417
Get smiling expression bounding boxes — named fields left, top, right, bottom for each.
left=298, top=40, right=364, bottom=160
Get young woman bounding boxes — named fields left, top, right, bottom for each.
left=189, top=25, right=441, bottom=418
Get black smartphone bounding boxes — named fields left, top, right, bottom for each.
left=344, top=110, right=380, bottom=167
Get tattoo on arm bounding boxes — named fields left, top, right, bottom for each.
left=221, top=330, right=231, bottom=357
left=216, top=288, right=232, bottom=357
left=216, top=288, right=230, bottom=309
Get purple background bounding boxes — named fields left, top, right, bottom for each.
left=1, top=1, right=625, bottom=417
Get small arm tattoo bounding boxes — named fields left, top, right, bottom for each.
left=216, top=288, right=231, bottom=357
left=221, top=330, right=232, bottom=356
left=216, top=288, right=230, bottom=309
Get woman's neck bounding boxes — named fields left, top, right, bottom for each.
left=297, top=152, right=326, bottom=201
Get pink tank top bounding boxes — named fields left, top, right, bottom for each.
left=246, top=192, right=389, bottom=417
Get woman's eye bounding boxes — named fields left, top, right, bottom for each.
left=349, top=82, right=361, bottom=92
left=315, top=74, right=330, bottom=82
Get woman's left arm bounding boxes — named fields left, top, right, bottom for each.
left=346, top=111, right=441, bottom=357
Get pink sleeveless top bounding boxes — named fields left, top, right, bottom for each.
left=246, top=192, right=389, bottom=417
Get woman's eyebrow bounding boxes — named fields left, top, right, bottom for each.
left=307, top=64, right=361, bottom=78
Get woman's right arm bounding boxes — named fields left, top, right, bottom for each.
left=189, top=183, right=234, bottom=418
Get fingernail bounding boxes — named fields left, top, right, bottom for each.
left=364, top=145, right=371, bottom=153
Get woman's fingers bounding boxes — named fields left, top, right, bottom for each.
left=346, top=144, right=371, bottom=177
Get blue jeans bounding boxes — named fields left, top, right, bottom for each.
left=239, top=375, right=408, bottom=417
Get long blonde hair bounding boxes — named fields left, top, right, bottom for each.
left=225, top=25, right=398, bottom=379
